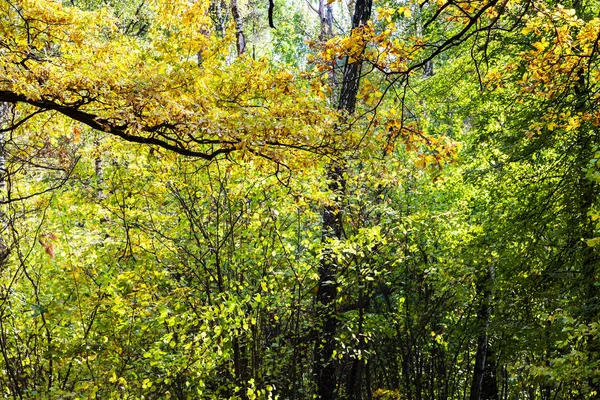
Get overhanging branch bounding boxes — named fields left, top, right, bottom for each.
left=0, top=90, right=235, bottom=160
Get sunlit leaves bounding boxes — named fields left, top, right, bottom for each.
left=0, top=0, right=346, bottom=167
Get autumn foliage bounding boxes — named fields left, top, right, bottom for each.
left=0, top=0, right=598, bottom=399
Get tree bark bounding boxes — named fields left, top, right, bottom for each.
left=0, top=104, right=8, bottom=201
left=338, top=0, right=372, bottom=115
left=94, top=139, right=106, bottom=201
left=470, top=264, right=497, bottom=400
left=231, top=0, right=246, bottom=55
left=0, top=103, right=9, bottom=262
left=314, top=1, right=372, bottom=399
left=318, top=0, right=333, bottom=41
left=314, top=165, right=344, bottom=400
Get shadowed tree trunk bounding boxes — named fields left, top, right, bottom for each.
left=470, top=264, right=497, bottom=400
left=0, top=103, right=13, bottom=395
left=314, top=1, right=372, bottom=399
left=337, top=0, right=372, bottom=116
left=0, top=103, right=9, bottom=263
left=0, top=103, right=7, bottom=202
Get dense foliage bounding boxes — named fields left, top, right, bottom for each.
left=0, top=0, right=599, bottom=399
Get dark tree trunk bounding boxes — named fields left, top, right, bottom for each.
left=338, top=0, right=372, bottom=115
left=313, top=1, right=372, bottom=399
left=346, top=291, right=367, bottom=400
left=470, top=265, right=497, bottom=400
left=314, top=166, right=345, bottom=400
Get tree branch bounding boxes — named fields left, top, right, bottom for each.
left=0, top=90, right=234, bottom=160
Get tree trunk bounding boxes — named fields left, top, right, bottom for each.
left=0, top=104, right=13, bottom=394
left=314, top=165, right=344, bottom=400
left=0, top=103, right=9, bottom=262
left=314, top=1, right=372, bottom=399
left=231, top=0, right=246, bottom=55
left=470, top=265, right=497, bottom=400
left=318, top=0, right=333, bottom=41
left=94, top=139, right=106, bottom=201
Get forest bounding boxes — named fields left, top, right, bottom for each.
left=0, top=0, right=599, bottom=398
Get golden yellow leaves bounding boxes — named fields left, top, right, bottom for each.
left=309, top=21, right=417, bottom=76
left=1, top=1, right=127, bottom=103
left=149, top=0, right=211, bottom=59
left=6, top=0, right=76, bottom=29
left=309, top=78, right=329, bottom=100
left=1, top=0, right=213, bottom=102
left=487, top=4, right=600, bottom=140
left=526, top=111, right=588, bottom=138
left=532, top=38, right=550, bottom=52
left=377, top=7, right=411, bottom=22
left=512, top=4, right=598, bottom=103
left=357, top=79, right=383, bottom=107
left=0, top=0, right=345, bottom=168
left=483, top=63, right=519, bottom=90
left=73, top=126, right=82, bottom=142
left=1, top=0, right=469, bottom=172
left=439, top=1, right=503, bottom=24
left=1, top=0, right=117, bottom=50
left=310, top=2, right=505, bottom=80
left=383, top=118, right=457, bottom=169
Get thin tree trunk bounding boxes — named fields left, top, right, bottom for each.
left=0, top=103, right=9, bottom=263
left=231, top=0, right=246, bottom=55
left=216, top=0, right=228, bottom=37
left=0, top=104, right=7, bottom=201
left=0, top=104, right=14, bottom=395
left=318, top=0, right=333, bottom=41
left=470, top=264, right=497, bottom=400
left=94, top=140, right=106, bottom=201
left=346, top=292, right=366, bottom=400
left=228, top=9, right=248, bottom=394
